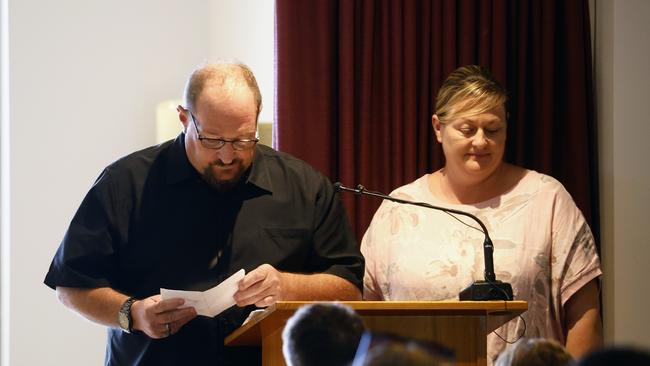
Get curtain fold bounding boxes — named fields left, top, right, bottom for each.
left=276, top=0, right=598, bottom=244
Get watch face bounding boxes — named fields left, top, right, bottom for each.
left=118, top=310, right=129, bottom=330
left=119, top=298, right=134, bottom=332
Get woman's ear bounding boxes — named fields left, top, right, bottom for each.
left=432, top=115, right=443, bottom=143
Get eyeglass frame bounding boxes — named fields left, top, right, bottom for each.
left=183, top=107, right=259, bottom=151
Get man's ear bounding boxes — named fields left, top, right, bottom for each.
left=177, top=105, right=189, bottom=133
left=432, top=114, right=443, bottom=143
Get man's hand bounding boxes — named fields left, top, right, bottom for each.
left=234, top=264, right=285, bottom=308
left=233, top=264, right=362, bottom=308
left=131, top=295, right=197, bottom=339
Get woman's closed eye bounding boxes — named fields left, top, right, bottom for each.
left=458, top=126, right=477, bottom=136
left=458, top=126, right=502, bottom=137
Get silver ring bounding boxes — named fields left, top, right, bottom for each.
left=165, top=323, right=171, bottom=337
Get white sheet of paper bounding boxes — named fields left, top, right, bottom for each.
left=242, top=309, right=266, bottom=326
left=160, top=269, right=245, bottom=317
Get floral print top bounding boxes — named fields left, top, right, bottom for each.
left=361, top=170, right=601, bottom=364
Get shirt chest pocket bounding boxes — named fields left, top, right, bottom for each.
left=260, top=227, right=312, bottom=271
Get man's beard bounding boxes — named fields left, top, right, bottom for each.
left=201, top=160, right=247, bottom=192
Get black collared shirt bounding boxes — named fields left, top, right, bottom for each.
left=44, top=135, right=364, bottom=366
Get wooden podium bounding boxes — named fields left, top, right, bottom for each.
left=225, top=300, right=527, bottom=366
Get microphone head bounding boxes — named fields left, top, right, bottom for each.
left=333, top=182, right=342, bottom=192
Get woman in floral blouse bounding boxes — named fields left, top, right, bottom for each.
left=361, top=65, right=602, bottom=364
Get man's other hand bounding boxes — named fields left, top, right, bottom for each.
left=234, top=264, right=285, bottom=308
left=131, top=295, right=197, bottom=339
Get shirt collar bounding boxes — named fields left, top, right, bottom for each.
left=245, top=145, right=274, bottom=194
left=165, top=133, right=196, bottom=185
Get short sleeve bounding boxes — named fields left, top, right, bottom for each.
left=44, top=168, right=125, bottom=290
left=550, top=183, right=602, bottom=307
left=361, top=219, right=379, bottom=300
left=309, top=174, right=365, bottom=291
left=361, top=200, right=395, bottom=300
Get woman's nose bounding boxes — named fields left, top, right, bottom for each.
left=471, top=129, right=489, bottom=148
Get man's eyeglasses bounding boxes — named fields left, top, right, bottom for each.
left=185, top=109, right=259, bottom=151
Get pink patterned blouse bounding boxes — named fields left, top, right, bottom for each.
left=361, top=170, right=602, bottom=364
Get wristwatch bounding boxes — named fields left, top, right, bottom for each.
left=118, top=297, right=137, bottom=333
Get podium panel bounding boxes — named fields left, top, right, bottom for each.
left=225, top=301, right=527, bottom=366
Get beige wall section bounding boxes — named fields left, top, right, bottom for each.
left=258, top=122, right=274, bottom=147
left=594, top=0, right=615, bottom=345
left=595, top=0, right=650, bottom=348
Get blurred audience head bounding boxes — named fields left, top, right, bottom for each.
left=576, top=345, right=650, bottom=366
left=352, top=331, right=454, bottom=366
left=282, top=302, right=365, bottom=366
left=494, top=338, right=573, bottom=366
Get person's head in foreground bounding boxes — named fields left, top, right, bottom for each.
left=352, top=331, right=455, bottom=366
left=282, top=303, right=365, bottom=366
left=494, top=337, right=573, bottom=366
left=575, top=345, right=650, bottom=366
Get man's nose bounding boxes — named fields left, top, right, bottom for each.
left=216, top=143, right=236, bottom=164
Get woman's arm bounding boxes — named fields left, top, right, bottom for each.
left=564, top=278, right=603, bottom=358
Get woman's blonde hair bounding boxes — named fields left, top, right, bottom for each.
left=435, top=65, right=507, bottom=123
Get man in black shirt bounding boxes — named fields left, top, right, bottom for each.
left=44, top=63, right=364, bottom=365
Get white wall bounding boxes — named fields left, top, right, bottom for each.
left=5, top=1, right=192, bottom=365
left=2, top=0, right=274, bottom=364
left=596, top=0, right=650, bottom=349
left=208, top=0, right=275, bottom=124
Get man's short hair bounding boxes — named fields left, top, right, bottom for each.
left=282, top=303, right=365, bottom=366
left=183, top=61, right=263, bottom=121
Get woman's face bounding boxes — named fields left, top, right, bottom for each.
left=433, top=105, right=507, bottom=182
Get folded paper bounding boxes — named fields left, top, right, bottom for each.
left=160, top=269, right=245, bottom=317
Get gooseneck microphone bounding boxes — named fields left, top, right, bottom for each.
left=334, top=182, right=513, bottom=301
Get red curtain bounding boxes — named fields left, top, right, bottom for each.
left=275, top=0, right=598, bottom=244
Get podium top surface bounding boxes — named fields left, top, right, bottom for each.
left=273, top=300, right=526, bottom=311
left=225, top=300, right=527, bottom=346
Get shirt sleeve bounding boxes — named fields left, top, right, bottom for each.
left=308, top=173, right=365, bottom=291
left=43, top=168, right=125, bottom=290
left=360, top=217, right=382, bottom=300
left=549, top=181, right=602, bottom=308
left=361, top=200, right=396, bottom=300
